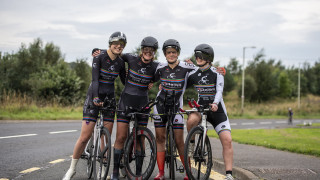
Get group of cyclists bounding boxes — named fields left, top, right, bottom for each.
left=63, top=31, right=234, bottom=180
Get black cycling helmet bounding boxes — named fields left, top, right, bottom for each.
left=162, top=39, right=181, bottom=55
left=194, top=44, right=214, bottom=62
left=109, top=31, right=127, bottom=46
left=141, top=36, right=158, bottom=50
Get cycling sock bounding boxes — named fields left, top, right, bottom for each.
left=112, top=148, right=123, bottom=178
left=226, top=170, right=232, bottom=175
left=136, top=150, right=144, bottom=175
left=156, top=151, right=165, bottom=174
left=69, top=158, right=79, bottom=171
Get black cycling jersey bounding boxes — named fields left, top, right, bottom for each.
left=91, top=50, right=126, bottom=100
left=187, top=66, right=224, bottom=108
left=154, top=61, right=197, bottom=105
left=121, top=53, right=159, bottom=96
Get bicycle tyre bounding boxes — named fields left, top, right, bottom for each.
left=124, top=126, right=157, bottom=180
left=184, top=126, right=213, bottom=180
left=168, top=126, right=175, bottom=179
left=86, top=135, right=94, bottom=179
left=93, top=127, right=112, bottom=180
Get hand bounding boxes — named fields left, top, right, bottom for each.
left=148, top=83, right=154, bottom=90
left=184, top=59, right=194, bottom=64
left=93, top=98, right=103, bottom=106
left=92, top=49, right=101, bottom=57
left=217, top=67, right=226, bottom=76
left=209, top=103, right=218, bottom=112
left=159, top=84, right=163, bottom=90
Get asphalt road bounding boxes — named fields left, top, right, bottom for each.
left=0, top=119, right=319, bottom=180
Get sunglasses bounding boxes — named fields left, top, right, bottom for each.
left=195, top=51, right=211, bottom=61
left=112, top=41, right=126, bottom=48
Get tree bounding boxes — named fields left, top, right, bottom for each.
left=278, top=71, right=292, bottom=98
left=227, top=58, right=241, bottom=75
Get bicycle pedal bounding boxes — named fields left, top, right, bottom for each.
left=80, top=154, right=87, bottom=159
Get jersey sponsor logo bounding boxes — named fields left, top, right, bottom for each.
left=108, top=65, right=115, bottom=72
left=198, top=75, right=209, bottom=85
left=167, top=73, right=176, bottom=79
left=138, top=68, right=147, bottom=74
left=93, top=63, right=97, bottom=68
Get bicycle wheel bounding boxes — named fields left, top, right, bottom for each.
left=166, top=126, right=175, bottom=180
left=124, top=126, right=157, bottom=180
left=86, top=135, right=94, bottom=179
left=184, top=126, right=212, bottom=180
left=93, top=127, right=112, bottom=180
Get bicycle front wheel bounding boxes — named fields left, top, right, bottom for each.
left=124, top=126, right=157, bottom=180
left=86, top=135, right=94, bottom=179
left=184, top=126, right=213, bottom=180
left=167, top=126, right=176, bottom=179
left=93, top=127, right=112, bottom=180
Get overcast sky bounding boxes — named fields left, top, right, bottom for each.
left=1, top=0, right=319, bottom=67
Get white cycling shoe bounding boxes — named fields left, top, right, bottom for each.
left=224, top=174, right=234, bottom=180
left=62, top=169, right=76, bottom=180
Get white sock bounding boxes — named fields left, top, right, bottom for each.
left=69, top=158, right=79, bottom=171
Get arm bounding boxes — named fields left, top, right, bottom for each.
left=119, top=61, right=127, bottom=85
left=210, top=73, right=224, bottom=111
left=91, top=56, right=103, bottom=106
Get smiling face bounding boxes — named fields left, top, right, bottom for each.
left=141, top=46, right=155, bottom=63
left=165, top=47, right=179, bottom=64
left=196, top=56, right=207, bottom=67
left=110, top=40, right=125, bottom=55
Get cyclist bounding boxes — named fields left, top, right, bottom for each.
left=186, top=44, right=234, bottom=180
left=111, top=36, right=160, bottom=180
left=153, top=39, right=196, bottom=180
left=62, top=31, right=127, bottom=180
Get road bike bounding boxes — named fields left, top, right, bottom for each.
left=162, top=91, right=185, bottom=179
left=81, top=97, right=114, bottom=180
left=181, top=99, right=213, bottom=180
left=123, top=100, right=158, bottom=180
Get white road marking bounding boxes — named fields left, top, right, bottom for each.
left=242, top=122, right=255, bottom=125
left=307, top=169, right=317, bottom=174
left=260, top=122, right=272, bottom=124
left=49, top=130, right=77, bottom=134
left=0, top=134, right=37, bottom=139
left=276, top=121, right=287, bottom=124
left=230, top=123, right=237, bottom=126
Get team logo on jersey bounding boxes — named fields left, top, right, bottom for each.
left=108, top=65, right=115, bottom=72
left=167, top=73, right=176, bottom=79
left=198, top=73, right=201, bottom=76
left=198, top=75, right=209, bottom=85
left=138, top=68, right=147, bottom=74
left=175, top=119, right=178, bottom=122
left=221, top=125, right=226, bottom=129
left=93, top=63, right=97, bottom=68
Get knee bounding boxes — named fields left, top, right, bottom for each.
left=156, top=134, right=166, bottom=144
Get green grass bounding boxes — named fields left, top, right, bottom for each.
left=208, top=127, right=320, bottom=157
left=0, top=105, right=82, bottom=120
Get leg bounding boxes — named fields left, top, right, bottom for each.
left=219, top=131, right=233, bottom=173
left=112, top=122, right=128, bottom=180
left=154, top=127, right=166, bottom=180
left=63, top=120, right=95, bottom=180
left=187, top=112, right=201, bottom=133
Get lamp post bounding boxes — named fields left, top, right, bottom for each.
left=298, top=63, right=301, bottom=109
left=241, top=46, right=256, bottom=114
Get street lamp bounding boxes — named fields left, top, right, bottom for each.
left=241, top=46, right=256, bottom=114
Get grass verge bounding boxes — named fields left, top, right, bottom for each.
left=208, top=126, right=320, bottom=157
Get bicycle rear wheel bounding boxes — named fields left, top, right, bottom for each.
left=93, top=127, right=112, bottom=180
left=184, top=126, right=212, bottom=180
left=124, top=126, right=157, bottom=180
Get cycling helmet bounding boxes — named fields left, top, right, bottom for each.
left=109, top=31, right=127, bottom=46
left=162, top=39, right=181, bottom=55
left=194, top=44, right=214, bottom=62
left=141, top=36, right=158, bottom=50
